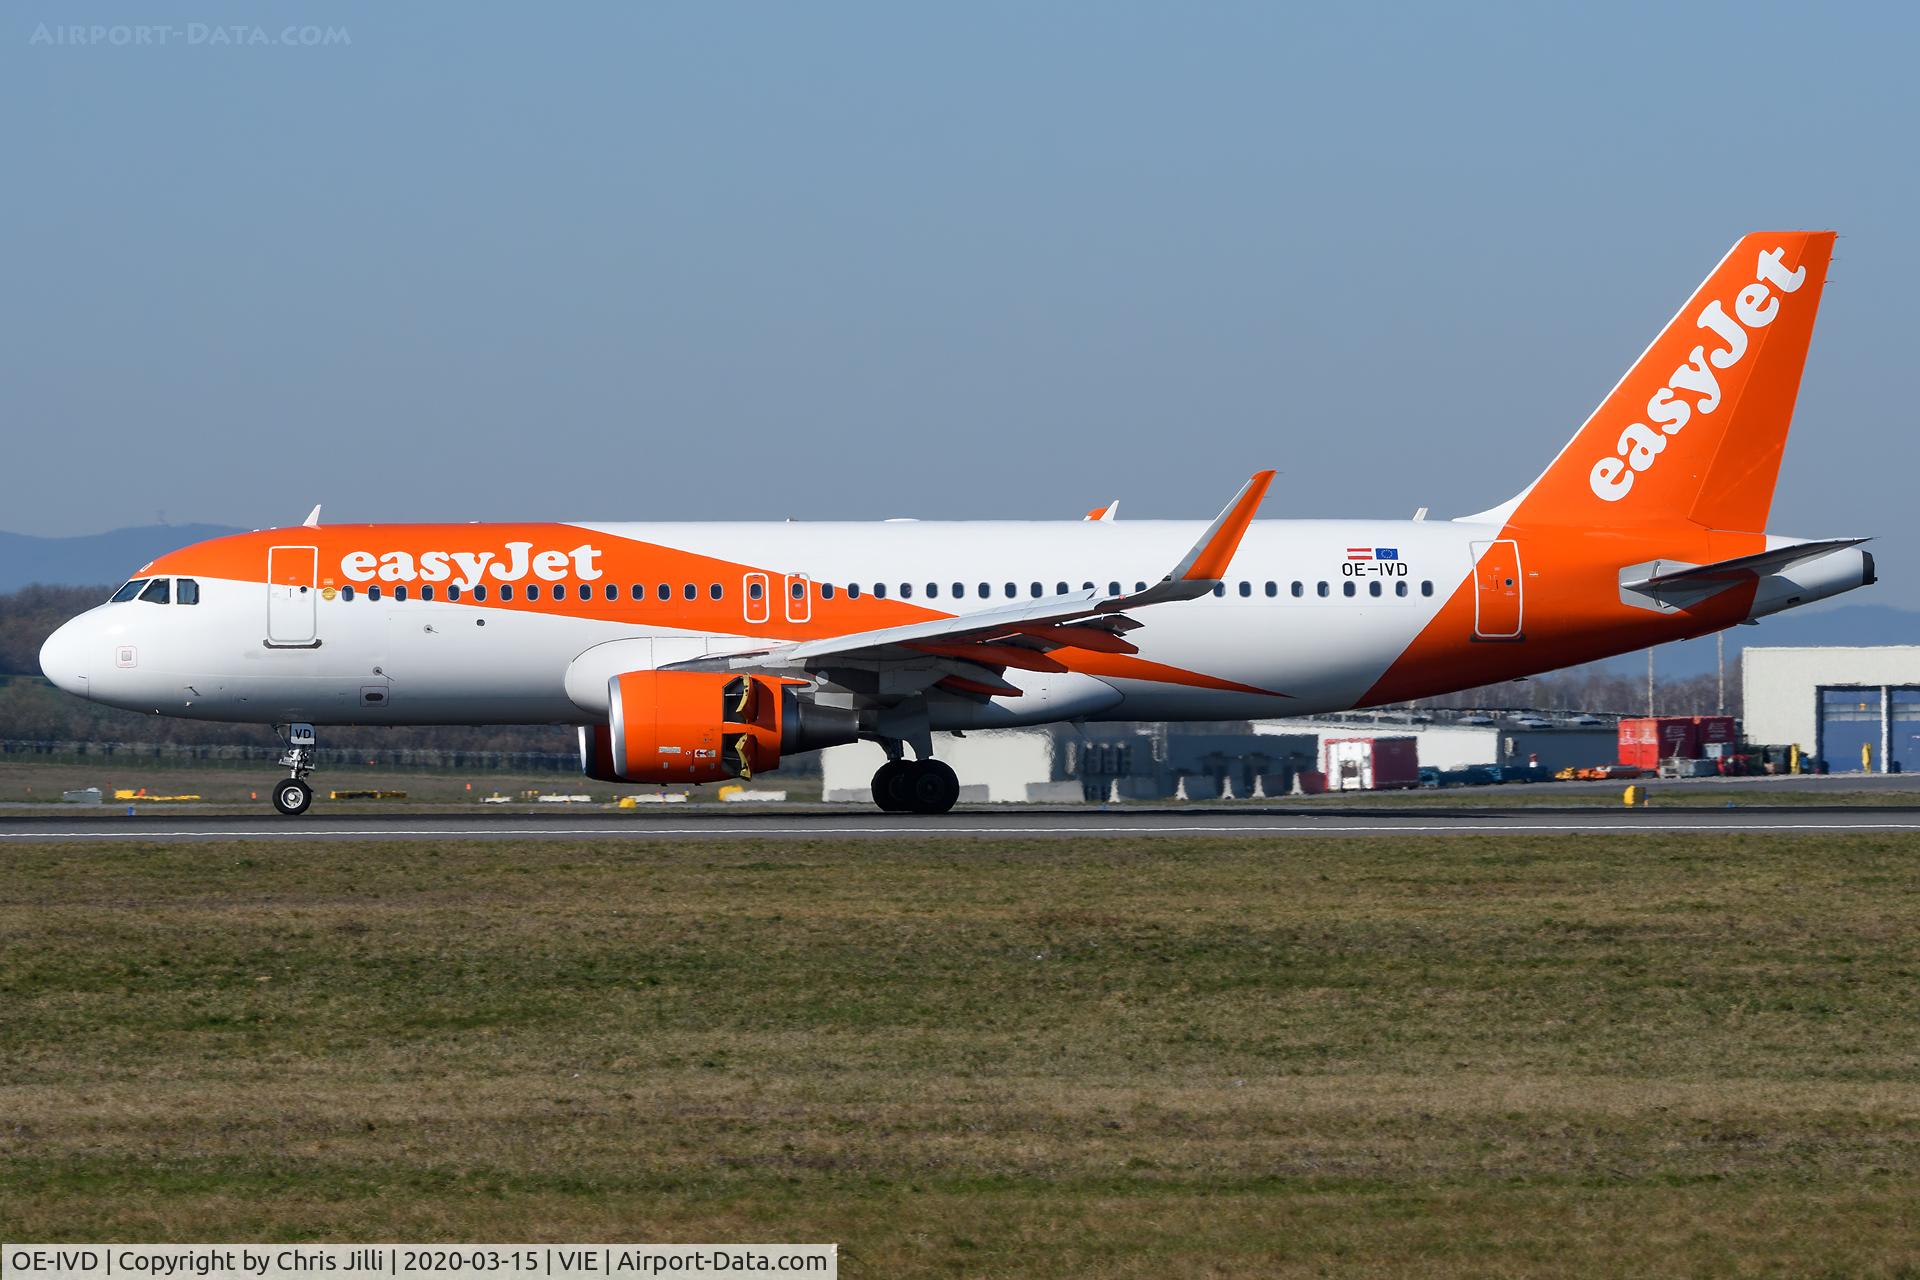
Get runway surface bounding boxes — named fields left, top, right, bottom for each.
left=4, top=804, right=1920, bottom=841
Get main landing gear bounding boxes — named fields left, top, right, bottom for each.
left=272, top=722, right=317, bottom=816
left=871, top=758, right=961, bottom=814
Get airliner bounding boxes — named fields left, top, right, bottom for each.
left=38, top=231, right=1874, bottom=814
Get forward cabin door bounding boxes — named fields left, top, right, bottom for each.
left=266, top=546, right=319, bottom=646
left=1470, top=539, right=1523, bottom=640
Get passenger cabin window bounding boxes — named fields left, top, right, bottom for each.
left=1030, top=582, right=1042, bottom=598
left=1369, top=581, right=1382, bottom=597
left=1421, top=580, right=1434, bottom=596
left=978, top=582, right=990, bottom=598
left=394, top=585, right=407, bottom=602
left=630, top=584, right=644, bottom=601
left=926, top=583, right=940, bottom=599
left=1395, top=581, right=1408, bottom=597
left=874, top=583, right=888, bottom=599
left=370, top=585, right=384, bottom=601
left=446, top=585, right=460, bottom=601
left=111, top=579, right=147, bottom=603
left=1239, top=582, right=1252, bottom=597
left=139, top=579, right=170, bottom=604
left=583, top=584, right=595, bottom=602
left=952, top=582, right=965, bottom=598
left=1291, top=581, right=1304, bottom=597
left=709, top=583, right=722, bottom=601
left=848, top=584, right=862, bottom=599
left=422, top=585, right=435, bottom=601
left=1056, top=582, right=1069, bottom=595
left=1211, top=583, right=1225, bottom=597
left=1342, top=582, right=1356, bottom=597
left=1264, top=581, right=1277, bottom=597
left=495, top=585, right=508, bottom=601
left=473, top=585, right=489, bottom=601
left=821, top=583, right=836, bottom=600
left=176, top=579, right=200, bottom=605
left=1134, top=581, right=1147, bottom=593
left=1005, top=583, right=1017, bottom=598
left=342, top=586, right=356, bottom=601
left=1316, top=582, right=1329, bottom=597
left=748, top=581, right=764, bottom=600
left=682, top=583, right=695, bottom=601
left=1108, top=581, right=1121, bottom=596
left=900, top=583, right=913, bottom=599
left=607, top=584, right=619, bottom=601
left=657, top=584, right=670, bottom=601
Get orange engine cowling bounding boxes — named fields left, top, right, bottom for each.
left=580, top=670, right=858, bottom=785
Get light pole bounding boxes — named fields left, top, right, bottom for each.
left=1716, top=632, right=1726, bottom=715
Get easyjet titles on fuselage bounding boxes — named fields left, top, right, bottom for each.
left=338, top=542, right=604, bottom=590
left=1588, top=246, right=1807, bottom=504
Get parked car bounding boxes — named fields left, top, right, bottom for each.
left=1439, top=764, right=1499, bottom=786
left=1417, top=766, right=1443, bottom=788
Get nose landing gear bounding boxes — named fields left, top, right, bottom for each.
left=871, top=757, right=961, bottom=814
left=271, top=722, right=317, bottom=816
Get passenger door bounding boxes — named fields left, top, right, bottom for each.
left=266, top=546, right=319, bottom=646
left=1470, top=540, right=1523, bottom=640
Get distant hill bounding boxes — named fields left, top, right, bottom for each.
left=0, top=524, right=244, bottom=591
left=1595, top=603, right=1920, bottom=678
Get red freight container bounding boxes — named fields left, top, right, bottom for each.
left=1618, top=717, right=1702, bottom=769
left=1323, top=736, right=1420, bottom=791
left=1693, top=716, right=1736, bottom=750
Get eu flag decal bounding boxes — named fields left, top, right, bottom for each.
left=1375, top=548, right=1399, bottom=561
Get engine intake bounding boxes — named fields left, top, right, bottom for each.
left=579, top=670, right=857, bottom=785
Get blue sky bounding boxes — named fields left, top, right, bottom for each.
left=3, top=3, right=1915, bottom=604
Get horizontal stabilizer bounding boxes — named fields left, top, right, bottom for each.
left=1621, top=537, right=1869, bottom=593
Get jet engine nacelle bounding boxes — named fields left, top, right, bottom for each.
left=578, top=670, right=858, bottom=785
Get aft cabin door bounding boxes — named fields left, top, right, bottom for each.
left=266, top=546, right=319, bottom=646
left=1470, top=540, right=1523, bottom=640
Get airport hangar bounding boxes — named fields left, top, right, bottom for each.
left=1743, top=646, right=1920, bottom=774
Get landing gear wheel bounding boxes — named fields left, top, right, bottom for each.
left=272, top=777, right=313, bottom=816
left=872, top=761, right=913, bottom=813
left=907, top=760, right=960, bottom=815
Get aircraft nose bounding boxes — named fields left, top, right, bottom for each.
left=39, top=617, right=92, bottom=700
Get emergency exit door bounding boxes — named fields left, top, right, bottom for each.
left=266, top=545, right=319, bottom=646
left=1470, top=539, right=1523, bottom=639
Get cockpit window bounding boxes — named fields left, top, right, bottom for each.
left=138, top=579, right=171, bottom=605
left=110, top=579, right=148, bottom=603
left=176, top=578, right=200, bottom=606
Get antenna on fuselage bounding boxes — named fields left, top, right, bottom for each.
left=302, top=504, right=322, bottom=528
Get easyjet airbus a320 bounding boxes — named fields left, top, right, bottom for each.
left=39, top=232, right=1874, bottom=814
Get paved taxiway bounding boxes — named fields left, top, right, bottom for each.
left=3, top=805, right=1919, bottom=841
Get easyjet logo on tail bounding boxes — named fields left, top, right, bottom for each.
left=339, top=542, right=604, bottom=589
left=1588, top=247, right=1807, bottom=503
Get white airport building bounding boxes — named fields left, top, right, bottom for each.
left=1742, top=646, right=1920, bottom=773
left=818, top=713, right=1621, bottom=802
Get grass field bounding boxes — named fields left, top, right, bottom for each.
left=3, top=833, right=1918, bottom=1276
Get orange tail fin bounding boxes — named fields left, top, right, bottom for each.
left=1494, top=231, right=1834, bottom=533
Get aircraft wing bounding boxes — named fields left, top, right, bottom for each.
left=694, top=470, right=1274, bottom=676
